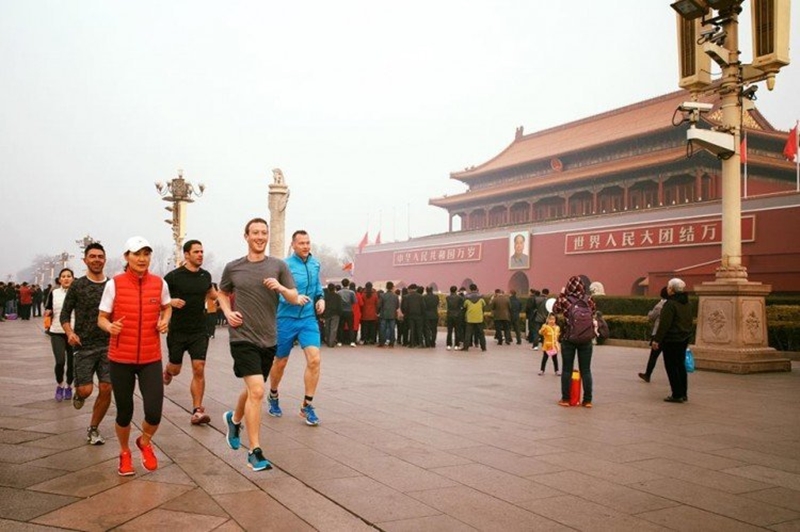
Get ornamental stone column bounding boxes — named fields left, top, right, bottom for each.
left=268, top=168, right=290, bottom=258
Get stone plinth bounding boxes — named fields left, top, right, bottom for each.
left=692, top=279, right=791, bottom=373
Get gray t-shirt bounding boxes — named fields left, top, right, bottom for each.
left=220, top=256, right=295, bottom=349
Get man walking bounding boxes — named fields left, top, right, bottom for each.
left=218, top=218, right=299, bottom=471
left=462, top=284, right=487, bottom=352
left=267, top=230, right=325, bottom=426
left=337, top=278, right=357, bottom=347
left=60, top=243, right=112, bottom=445
left=163, top=240, right=216, bottom=425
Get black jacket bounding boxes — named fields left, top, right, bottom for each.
left=654, top=292, right=693, bottom=343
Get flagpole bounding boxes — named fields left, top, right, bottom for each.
left=796, top=119, right=799, bottom=193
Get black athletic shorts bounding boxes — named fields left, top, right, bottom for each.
left=229, top=341, right=275, bottom=379
left=167, top=332, right=209, bottom=365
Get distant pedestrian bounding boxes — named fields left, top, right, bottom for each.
left=445, top=285, right=464, bottom=350
left=323, top=284, right=342, bottom=347
left=377, top=281, right=399, bottom=347
left=652, top=278, right=693, bottom=403
left=554, top=276, right=596, bottom=408
left=509, top=289, right=522, bottom=345
left=462, top=284, right=486, bottom=352
left=538, top=314, right=561, bottom=376
left=639, top=286, right=668, bottom=383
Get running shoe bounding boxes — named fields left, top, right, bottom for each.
left=538, top=371, right=544, bottom=376
left=118, top=450, right=135, bottom=476
left=223, top=410, right=241, bottom=450
left=87, top=427, right=105, bottom=445
left=55, top=386, right=64, bottom=402
left=557, top=400, right=570, bottom=407
left=582, top=402, right=593, bottom=408
left=191, top=406, right=211, bottom=425
left=299, top=403, right=319, bottom=426
left=268, top=395, right=282, bottom=417
left=64, top=387, right=72, bottom=400
left=72, top=392, right=85, bottom=410
left=247, top=447, right=272, bottom=471
left=136, top=436, right=158, bottom=471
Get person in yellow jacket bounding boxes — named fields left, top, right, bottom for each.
left=538, top=314, right=561, bottom=376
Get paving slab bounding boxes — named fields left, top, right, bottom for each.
left=0, top=318, right=798, bottom=531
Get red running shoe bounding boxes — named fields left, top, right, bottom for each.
left=136, top=436, right=158, bottom=471
left=118, top=450, right=135, bottom=476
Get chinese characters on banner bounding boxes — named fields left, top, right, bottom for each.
left=565, top=216, right=755, bottom=254
left=393, top=243, right=482, bottom=266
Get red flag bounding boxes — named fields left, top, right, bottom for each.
left=357, top=231, right=368, bottom=253
left=375, top=231, right=382, bottom=245
left=784, top=126, right=798, bottom=161
left=342, top=262, right=353, bottom=271
left=740, top=137, right=747, bottom=164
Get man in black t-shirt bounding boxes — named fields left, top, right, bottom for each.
left=163, top=240, right=216, bottom=425
left=60, top=242, right=112, bottom=445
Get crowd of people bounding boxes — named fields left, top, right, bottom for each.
left=4, top=220, right=694, bottom=476
left=0, top=280, right=49, bottom=321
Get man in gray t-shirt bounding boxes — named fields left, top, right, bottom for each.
left=217, top=218, right=298, bottom=472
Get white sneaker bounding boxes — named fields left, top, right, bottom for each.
left=336, top=343, right=342, bottom=347
left=533, top=346, right=539, bottom=351
left=538, top=371, right=544, bottom=376
left=446, top=346, right=451, bottom=351
left=350, top=342, right=356, bottom=347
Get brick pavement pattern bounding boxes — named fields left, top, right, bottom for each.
left=0, top=318, right=798, bottom=531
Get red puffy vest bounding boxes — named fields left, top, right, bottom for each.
left=108, top=270, right=164, bottom=364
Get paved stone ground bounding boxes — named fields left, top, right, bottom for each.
left=1, top=318, right=799, bottom=531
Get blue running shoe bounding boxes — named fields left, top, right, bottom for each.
left=223, top=410, right=241, bottom=450
left=247, top=447, right=272, bottom=471
left=300, top=403, right=319, bottom=426
left=268, top=395, right=282, bottom=417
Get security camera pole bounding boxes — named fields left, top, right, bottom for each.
left=671, top=0, right=791, bottom=373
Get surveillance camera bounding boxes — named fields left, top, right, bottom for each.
left=741, top=85, right=758, bottom=101
left=679, top=101, right=714, bottom=113
left=687, top=126, right=735, bottom=158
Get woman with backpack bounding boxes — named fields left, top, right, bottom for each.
left=553, top=275, right=596, bottom=408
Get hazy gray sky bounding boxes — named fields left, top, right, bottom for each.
left=2, top=1, right=799, bottom=280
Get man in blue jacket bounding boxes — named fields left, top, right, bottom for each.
left=267, top=230, right=325, bottom=426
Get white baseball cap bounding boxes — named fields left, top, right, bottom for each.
left=125, top=236, right=152, bottom=253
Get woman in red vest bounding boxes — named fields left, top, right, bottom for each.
left=98, top=237, right=171, bottom=476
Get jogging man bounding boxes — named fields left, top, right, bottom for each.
left=267, top=230, right=325, bottom=426
left=218, top=218, right=299, bottom=471
left=60, top=242, right=112, bottom=445
left=163, top=240, right=216, bottom=425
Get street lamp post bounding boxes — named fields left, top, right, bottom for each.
left=155, top=169, right=205, bottom=269
left=75, top=235, right=96, bottom=254
left=671, top=0, right=791, bottom=373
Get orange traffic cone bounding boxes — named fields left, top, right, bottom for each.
left=569, top=369, right=581, bottom=406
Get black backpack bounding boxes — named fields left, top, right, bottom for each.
left=564, top=295, right=595, bottom=344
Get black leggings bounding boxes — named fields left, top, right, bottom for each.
left=49, top=333, right=74, bottom=385
left=110, top=360, right=164, bottom=427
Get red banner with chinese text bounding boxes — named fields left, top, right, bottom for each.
left=393, top=243, right=482, bottom=266
left=564, top=216, right=755, bottom=254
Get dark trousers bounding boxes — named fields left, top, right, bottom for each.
left=560, top=340, right=593, bottom=403
left=361, top=320, right=378, bottom=344
left=338, top=312, right=354, bottom=344
left=510, top=317, right=522, bottom=344
left=445, top=316, right=462, bottom=347
left=494, top=320, right=511, bottom=344
left=408, top=317, right=424, bottom=347
left=426, top=318, right=438, bottom=347
left=644, top=346, right=662, bottom=378
left=662, top=340, right=689, bottom=399
left=325, top=315, right=340, bottom=347
left=49, top=333, right=74, bottom=385
left=531, top=320, right=544, bottom=346
left=463, top=322, right=486, bottom=351
left=540, top=352, right=560, bottom=372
